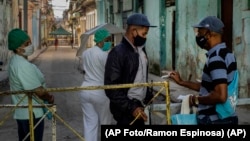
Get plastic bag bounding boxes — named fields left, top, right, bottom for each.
left=43, top=100, right=53, bottom=120
left=171, top=95, right=197, bottom=125
left=216, top=71, right=239, bottom=119
left=171, top=114, right=197, bottom=125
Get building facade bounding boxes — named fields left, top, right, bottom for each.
left=44, top=0, right=250, bottom=99
left=0, top=0, right=54, bottom=68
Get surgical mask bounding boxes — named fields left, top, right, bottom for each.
left=23, top=44, right=34, bottom=56
left=102, top=42, right=112, bottom=51
left=134, top=31, right=147, bottom=46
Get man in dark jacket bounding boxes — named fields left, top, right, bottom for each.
left=104, top=13, right=156, bottom=125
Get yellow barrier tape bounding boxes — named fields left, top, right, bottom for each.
left=0, top=95, right=27, bottom=126
left=0, top=82, right=168, bottom=96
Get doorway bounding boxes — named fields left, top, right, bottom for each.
left=221, top=0, right=233, bottom=51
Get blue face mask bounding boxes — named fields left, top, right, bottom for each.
left=102, top=42, right=112, bottom=51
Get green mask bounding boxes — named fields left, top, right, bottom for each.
left=102, top=42, right=112, bottom=51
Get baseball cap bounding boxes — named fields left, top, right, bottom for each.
left=127, top=13, right=157, bottom=27
left=192, top=16, right=224, bottom=34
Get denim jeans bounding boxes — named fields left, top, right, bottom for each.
left=197, top=116, right=238, bottom=125
left=16, top=116, right=44, bottom=141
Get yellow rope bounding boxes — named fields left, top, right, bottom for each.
left=0, top=81, right=170, bottom=140
left=0, top=95, right=27, bottom=126
left=130, top=112, right=142, bottom=125
left=0, top=82, right=167, bottom=96
left=129, top=86, right=165, bottom=125
left=33, top=96, right=85, bottom=141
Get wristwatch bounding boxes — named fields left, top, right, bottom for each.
left=194, top=96, right=199, bottom=106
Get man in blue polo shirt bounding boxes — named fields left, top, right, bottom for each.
left=169, top=16, right=238, bottom=124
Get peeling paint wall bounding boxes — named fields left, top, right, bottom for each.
left=232, top=0, right=250, bottom=98
left=106, top=0, right=250, bottom=98
left=0, top=0, right=14, bottom=67
left=165, top=6, right=175, bottom=71
left=144, top=0, right=161, bottom=75
left=0, top=0, right=47, bottom=69
left=175, top=0, right=218, bottom=81
left=172, top=0, right=249, bottom=98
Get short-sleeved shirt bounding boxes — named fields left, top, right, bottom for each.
left=8, top=54, right=45, bottom=119
left=198, top=43, right=237, bottom=121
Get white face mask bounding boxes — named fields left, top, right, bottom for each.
left=23, top=44, right=34, bottom=56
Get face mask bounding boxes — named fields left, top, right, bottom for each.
left=195, top=32, right=209, bottom=49
left=195, top=36, right=207, bottom=49
left=134, top=30, right=147, bottom=46
left=102, top=42, right=112, bottom=51
left=23, top=44, right=34, bottom=56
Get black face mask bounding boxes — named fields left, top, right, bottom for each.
left=134, top=31, right=147, bottom=46
left=195, top=32, right=209, bottom=49
left=195, top=36, right=207, bottom=49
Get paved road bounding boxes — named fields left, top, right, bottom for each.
left=0, top=45, right=249, bottom=141
left=33, top=45, right=84, bottom=140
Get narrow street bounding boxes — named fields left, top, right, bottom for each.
left=36, top=45, right=84, bottom=140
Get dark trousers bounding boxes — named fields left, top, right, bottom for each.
left=197, top=116, right=238, bottom=125
left=16, top=116, right=44, bottom=141
left=116, top=114, right=145, bottom=125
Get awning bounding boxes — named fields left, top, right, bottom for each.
left=49, top=26, right=72, bottom=35
left=76, top=23, right=125, bottom=57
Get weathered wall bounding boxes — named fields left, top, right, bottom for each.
left=175, top=0, right=218, bottom=81
left=165, top=6, right=175, bottom=71
left=144, top=0, right=161, bottom=75
left=173, top=0, right=249, bottom=98
left=105, top=0, right=250, bottom=98
left=232, top=0, right=250, bottom=98
left=0, top=0, right=14, bottom=67
left=96, top=0, right=105, bottom=25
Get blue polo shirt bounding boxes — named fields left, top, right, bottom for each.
left=8, top=54, right=45, bottom=119
left=198, top=42, right=237, bottom=121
